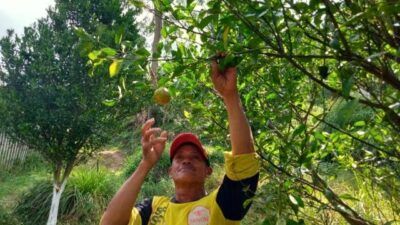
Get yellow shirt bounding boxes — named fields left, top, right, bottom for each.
left=129, top=152, right=259, bottom=225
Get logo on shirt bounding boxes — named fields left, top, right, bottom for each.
left=188, top=206, right=210, bottom=225
left=149, top=206, right=167, bottom=225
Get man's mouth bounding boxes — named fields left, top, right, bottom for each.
left=179, top=166, right=195, bottom=172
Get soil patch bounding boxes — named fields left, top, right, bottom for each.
left=97, top=150, right=126, bottom=171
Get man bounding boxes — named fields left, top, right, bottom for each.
left=100, top=58, right=259, bottom=225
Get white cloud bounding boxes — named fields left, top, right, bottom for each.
left=0, top=0, right=54, bottom=37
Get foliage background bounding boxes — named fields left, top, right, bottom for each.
left=1, top=0, right=399, bottom=224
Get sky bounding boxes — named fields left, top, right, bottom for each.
left=0, top=0, right=55, bottom=37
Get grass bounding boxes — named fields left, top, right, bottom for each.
left=0, top=169, right=49, bottom=208
left=0, top=152, right=49, bottom=225
left=0, top=153, right=50, bottom=210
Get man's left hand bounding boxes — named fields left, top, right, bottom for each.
left=211, top=55, right=238, bottom=99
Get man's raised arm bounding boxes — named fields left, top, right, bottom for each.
left=211, top=58, right=255, bottom=155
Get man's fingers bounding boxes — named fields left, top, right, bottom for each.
left=211, top=60, right=219, bottom=76
left=226, top=67, right=237, bottom=77
left=160, top=131, right=168, bottom=139
left=150, top=137, right=167, bottom=146
left=143, top=128, right=161, bottom=142
left=141, top=118, right=155, bottom=136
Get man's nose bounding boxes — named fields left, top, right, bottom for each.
left=182, top=158, right=192, bottom=164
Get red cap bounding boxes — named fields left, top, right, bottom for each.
left=170, top=133, right=210, bottom=166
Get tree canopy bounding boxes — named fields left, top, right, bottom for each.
left=0, top=0, right=145, bottom=224
left=89, top=0, right=399, bottom=224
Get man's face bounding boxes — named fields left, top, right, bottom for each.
left=169, top=144, right=212, bottom=184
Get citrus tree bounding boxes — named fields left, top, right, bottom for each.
left=156, top=1, right=400, bottom=224
left=0, top=0, right=145, bottom=224
left=87, top=0, right=400, bottom=224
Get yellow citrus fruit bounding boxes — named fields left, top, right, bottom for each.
left=153, top=87, right=171, bottom=105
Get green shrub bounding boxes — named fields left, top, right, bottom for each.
left=206, top=146, right=225, bottom=166
left=122, top=147, right=171, bottom=183
left=0, top=204, right=21, bottom=225
left=14, top=167, right=119, bottom=225
left=13, top=181, right=53, bottom=225
left=69, top=167, right=119, bottom=197
left=138, top=178, right=174, bottom=202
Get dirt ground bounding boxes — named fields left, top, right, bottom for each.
left=97, top=149, right=126, bottom=172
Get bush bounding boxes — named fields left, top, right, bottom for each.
left=122, top=146, right=171, bottom=183
left=13, top=181, right=53, bottom=225
left=14, top=167, right=119, bottom=225
left=0, top=204, right=21, bottom=225
left=138, top=178, right=174, bottom=202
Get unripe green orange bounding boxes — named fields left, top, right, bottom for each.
left=153, top=87, right=171, bottom=105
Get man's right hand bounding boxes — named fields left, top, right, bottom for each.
left=100, top=118, right=167, bottom=225
left=141, top=118, right=168, bottom=168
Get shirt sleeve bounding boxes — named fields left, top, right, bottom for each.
left=128, top=198, right=153, bottom=225
left=224, top=152, right=259, bottom=181
left=216, top=152, right=259, bottom=220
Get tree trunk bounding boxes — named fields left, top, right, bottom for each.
left=46, top=178, right=67, bottom=225
left=150, top=6, right=162, bottom=88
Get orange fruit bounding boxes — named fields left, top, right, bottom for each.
left=153, top=87, right=171, bottom=105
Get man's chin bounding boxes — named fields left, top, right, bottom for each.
left=174, top=174, right=198, bottom=182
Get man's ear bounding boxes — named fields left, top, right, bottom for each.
left=206, top=167, right=213, bottom=176
left=168, top=166, right=172, bottom=177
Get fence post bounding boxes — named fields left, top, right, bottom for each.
left=0, top=133, right=30, bottom=170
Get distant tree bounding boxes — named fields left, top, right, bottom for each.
left=0, top=0, right=144, bottom=224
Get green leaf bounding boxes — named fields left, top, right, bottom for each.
left=266, top=93, right=277, bottom=100
left=101, top=47, right=117, bottom=56
left=109, top=60, right=122, bottom=77
left=199, top=15, right=216, bottom=29
left=129, top=0, right=144, bottom=7
left=292, top=124, right=306, bottom=138
left=114, top=28, right=124, bottom=45
left=173, top=65, right=185, bottom=78
left=73, top=26, right=90, bottom=39
left=313, top=131, right=325, bottom=141
left=161, top=26, right=168, bottom=38
left=178, top=43, right=186, bottom=58
left=161, top=0, right=171, bottom=8
left=222, top=26, right=230, bottom=49
left=102, top=99, right=117, bottom=106
left=135, top=48, right=150, bottom=57
left=354, top=121, right=365, bottom=127
left=88, top=50, right=101, bottom=61
left=339, top=193, right=360, bottom=201
left=342, top=75, right=354, bottom=97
